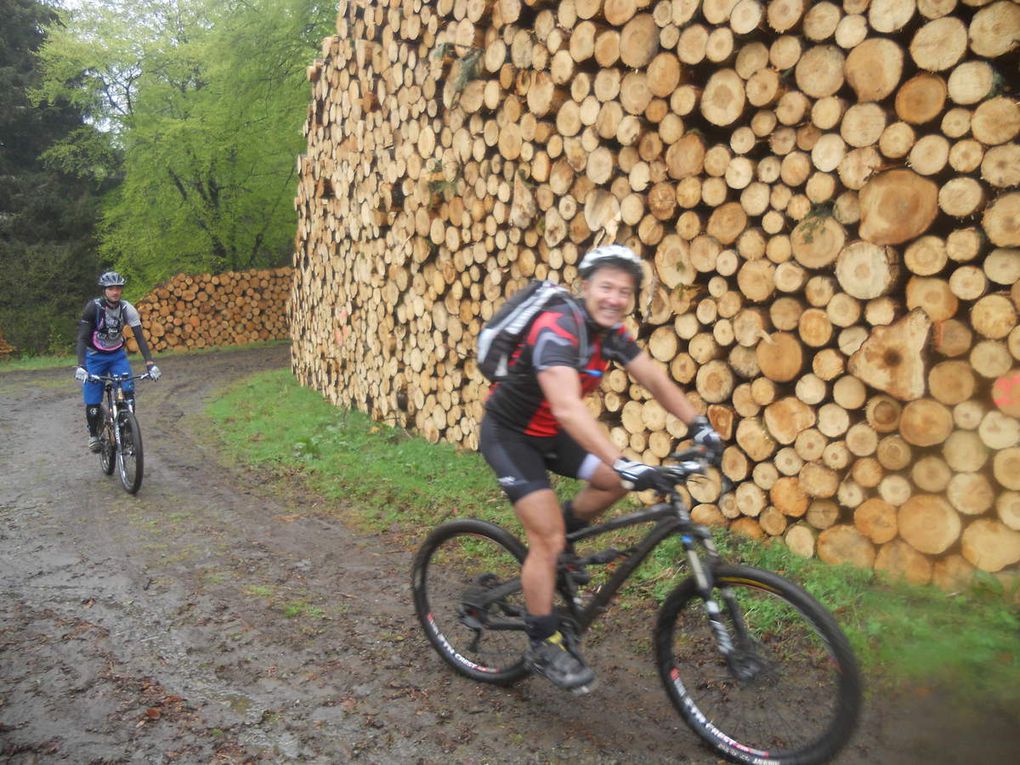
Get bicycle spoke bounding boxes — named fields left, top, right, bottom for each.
left=412, top=521, right=529, bottom=684
left=115, top=412, right=144, bottom=494
left=657, top=565, right=860, bottom=764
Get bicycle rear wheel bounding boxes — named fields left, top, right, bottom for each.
left=655, top=564, right=861, bottom=765
left=116, top=411, right=144, bottom=494
left=99, top=409, right=115, bottom=476
left=411, top=519, right=530, bottom=685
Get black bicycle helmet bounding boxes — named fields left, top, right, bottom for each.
left=578, top=244, right=644, bottom=290
left=98, top=271, right=126, bottom=288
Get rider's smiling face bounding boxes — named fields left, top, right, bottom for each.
left=582, top=266, right=636, bottom=328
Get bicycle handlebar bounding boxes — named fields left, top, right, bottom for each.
left=650, top=445, right=726, bottom=495
left=86, top=372, right=152, bottom=384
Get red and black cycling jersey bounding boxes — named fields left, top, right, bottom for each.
left=484, top=301, right=641, bottom=437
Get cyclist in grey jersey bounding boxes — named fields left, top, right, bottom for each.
left=74, top=271, right=160, bottom=451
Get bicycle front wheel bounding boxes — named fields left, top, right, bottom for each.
left=116, top=411, right=144, bottom=494
left=411, top=519, right=530, bottom=685
left=99, top=408, right=115, bottom=476
left=655, top=564, right=861, bottom=765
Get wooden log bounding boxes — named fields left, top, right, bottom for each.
left=994, top=447, right=1020, bottom=490
left=971, top=294, right=1017, bottom=339
left=858, top=170, right=939, bottom=245
left=844, top=38, right=903, bottom=101
left=767, top=0, right=806, bottom=32
left=795, top=45, right=845, bottom=99
left=912, top=455, right=952, bottom=493
left=869, top=0, right=916, bottom=33
left=931, top=554, right=976, bottom=592
left=961, top=519, right=1020, bottom=573
left=736, top=416, right=778, bottom=461
left=849, top=309, right=930, bottom=400
left=934, top=318, right=974, bottom=357
left=700, top=69, right=747, bottom=126
left=948, top=472, right=996, bottom=516
left=906, top=276, right=959, bottom=322
left=972, top=339, right=1013, bottom=378
left=997, top=491, right=1020, bottom=532
left=875, top=540, right=933, bottom=585
left=785, top=523, right=817, bottom=558
left=939, top=177, right=987, bottom=218
left=982, top=144, right=1020, bottom=188
left=764, top=397, right=816, bottom=445
left=896, top=72, right=948, bottom=125
left=900, top=398, right=954, bottom=446
left=817, top=525, right=876, bottom=568
left=979, top=409, right=1020, bottom=450
left=968, top=1, right=1020, bottom=59
left=755, top=332, right=803, bottom=382
left=807, top=498, right=840, bottom=530
left=910, top=16, right=968, bottom=71
left=948, top=60, right=995, bottom=105
left=899, top=494, right=962, bottom=555
left=800, top=462, right=839, bottom=498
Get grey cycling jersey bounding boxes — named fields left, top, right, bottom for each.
left=76, top=297, right=152, bottom=366
left=86, top=298, right=141, bottom=352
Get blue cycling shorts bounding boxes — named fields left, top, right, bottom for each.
left=83, top=348, right=134, bottom=405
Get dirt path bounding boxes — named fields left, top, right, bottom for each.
left=1, top=346, right=1015, bottom=764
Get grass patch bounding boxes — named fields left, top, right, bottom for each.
left=207, top=369, right=1020, bottom=711
left=0, top=353, right=78, bottom=372
left=208, top=368, right=514, bottom=534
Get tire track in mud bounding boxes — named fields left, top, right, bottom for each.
left=1, top=346, right=1015, bottom=764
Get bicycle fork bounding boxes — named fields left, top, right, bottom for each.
left=681, top=533, right=761, bottom=683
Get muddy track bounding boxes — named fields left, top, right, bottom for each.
left=1, top=346, right=1015, bottom=764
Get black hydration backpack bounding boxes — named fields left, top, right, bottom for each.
left=476, top=280, right=588, bottom=381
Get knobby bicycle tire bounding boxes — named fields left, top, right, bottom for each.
left=654, top=564, right=861, bottom=765
left=99, top=408, right=116, bottom=476
left=116, top=411, right=144, bottom=494
left=411, top=519, right=531, bottom=685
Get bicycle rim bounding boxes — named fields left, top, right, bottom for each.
left=411, top=520, right=530, bottom=685
left=655, top=565, right=861, bottom=765
left=99, top=414, right=115, bottom=476
left=116, top=412, right=144, bottom=494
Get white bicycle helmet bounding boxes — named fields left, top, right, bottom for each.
left=98, top=271, right=126, bottom=287
left=578, top=244, right=643, bottom=290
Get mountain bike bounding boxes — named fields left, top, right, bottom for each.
left=89, top=372, right=150, bottom=494
left=411, top=448, right=862, bottom=765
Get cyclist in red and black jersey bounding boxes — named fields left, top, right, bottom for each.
left=479, top=244, right=724, bottom=691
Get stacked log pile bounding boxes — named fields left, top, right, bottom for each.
left=291, top=0, right=1019, bottom=586
left=124, top=268, right=291, bottom=353
left=0, top=329, right=15, bottom=360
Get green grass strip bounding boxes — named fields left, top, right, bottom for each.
left=208, top=368, right=1019, bottom=710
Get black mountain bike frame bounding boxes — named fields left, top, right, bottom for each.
left=468, top=484, right=736, bottom=649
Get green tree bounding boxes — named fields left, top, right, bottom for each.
left=37, top=0, right=335, bottom=293
left=0, top=0, right=109, bottom=355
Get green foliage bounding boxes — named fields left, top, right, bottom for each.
left=36, top=0, right=335, bottom=293
left=207, top=369, right=1020, bottom=709
left=0, top=0, right=107, bottom=355
left=208, top=370, right=513, bottom=534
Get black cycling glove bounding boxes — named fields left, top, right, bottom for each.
left=613, top=458, right=661, bottom=492
left=689, top=416, right=723, bottom=458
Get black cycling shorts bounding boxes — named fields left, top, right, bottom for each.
left=479, top=414, right=601, bottom=504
